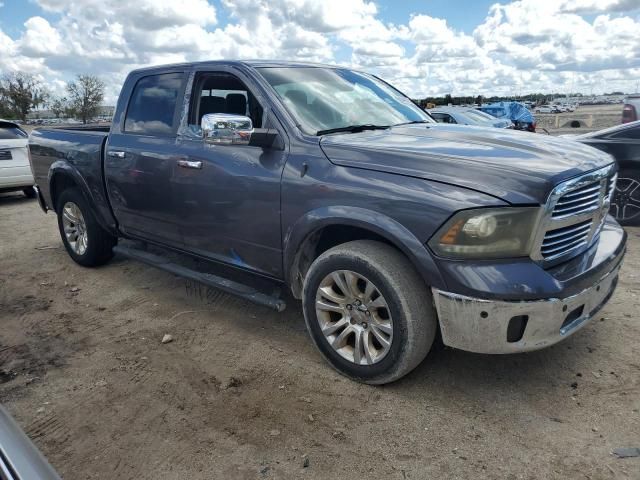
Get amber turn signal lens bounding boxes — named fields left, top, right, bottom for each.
left=440, top=219, right=464, bottom=244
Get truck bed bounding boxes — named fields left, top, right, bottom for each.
left=29, top=127, right=114, bottom=227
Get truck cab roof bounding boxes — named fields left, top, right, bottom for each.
left=128, top=59, right=346, bottom=76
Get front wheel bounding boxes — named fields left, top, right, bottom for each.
left=611, top=169, right=640, bottom=226
left=56, top=188, right=117, bottom=267
left=302, top=240, right=437, bottom=384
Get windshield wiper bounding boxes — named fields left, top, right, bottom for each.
left=393, top=120, right=432, bottom=126
left=316, top=124, right=390, bottom=136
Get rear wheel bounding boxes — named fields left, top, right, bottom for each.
left=56, top=188, right=116, bottom=266
left=302, top=240, right=437, bottom=384
left=23, top=186, right=37, bottom=198
left=611, top=169, right=640, bottom=226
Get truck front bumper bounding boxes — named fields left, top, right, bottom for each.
left=431, top=218, right=626, bottom=354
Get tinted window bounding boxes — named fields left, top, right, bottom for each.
left=431, top=113, right=455, bottom=124
left=611, top=125, right=640, bottom=140
left=0, top=123, right=28, bottom=139
left=124, top=73, right=183, bottom=135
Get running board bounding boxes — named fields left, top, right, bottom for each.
left=113, top=245, right=286, bottom=312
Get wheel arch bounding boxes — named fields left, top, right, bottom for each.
left=617, top=160, right=640, bottom=172
left=284, top=206, right=445, bottom=299
left=47, top=161, right=117, bottom=234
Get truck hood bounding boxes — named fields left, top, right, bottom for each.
left=319, top=124, right=613, bottom=204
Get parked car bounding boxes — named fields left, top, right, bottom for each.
left=0, top=406, right=61, bottom=480
left=0, top=120, right=36, bottom=198
left=428, top=107, right=513, bottom=128
left=478, top=102, right=536, bottom=131
left=535, top=106, right=554, bottom=114
left=570, top=120, right=640, bottom=225
left=28, top=61, right=626, bottom=384
left=622, top=94, right=640, bottom=123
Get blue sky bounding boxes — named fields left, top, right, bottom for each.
left=0, top=0, right=639, bottom=102
left=0, top=0, right=498, bottom=37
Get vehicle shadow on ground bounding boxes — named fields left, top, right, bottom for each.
left=0, top=193, right=35, bottom=206
left=195, top=278, right=591, bottom=402
left=394, top=331, right=597, bottom=403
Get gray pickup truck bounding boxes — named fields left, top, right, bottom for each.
left=29, top=61, right=626, bottom=384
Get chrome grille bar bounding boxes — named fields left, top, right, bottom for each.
left=531, top=164, right=617, bottom=265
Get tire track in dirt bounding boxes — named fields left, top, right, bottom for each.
left=26, top=412, right=70, bottom=447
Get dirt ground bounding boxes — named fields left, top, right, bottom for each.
left=0, top=193, right=639, bottom=480
left=538, top=104, right=623, bottom=135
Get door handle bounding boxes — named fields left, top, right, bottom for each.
left=177, top=159, right=203, bottom=170
left=107, top=150, right=126, bottom=158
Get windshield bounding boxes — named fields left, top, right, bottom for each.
left=258, top=67, right=433, bottom=135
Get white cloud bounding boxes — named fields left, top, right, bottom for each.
left=0, top=0, right=638, bottom=104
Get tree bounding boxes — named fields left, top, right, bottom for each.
left=0, top=73, right=47, bottom=120
left=50, top=97, right=68, bottom=118
left=475, top=95, right=483, bottom=105
left=66, top=75, right=105, bottom=124
left=444, top=94, right=453, bottom=105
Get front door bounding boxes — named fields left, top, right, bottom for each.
left=173, top=70, right=288, bottom=278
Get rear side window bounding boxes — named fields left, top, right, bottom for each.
left=610, top=126, right=640, bottom=140
left=124, top=73, right=183, bottom=135
left=0, top=123, right=28, bottom=139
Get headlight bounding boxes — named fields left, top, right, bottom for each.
left=428, top=207, right=541, bottom=259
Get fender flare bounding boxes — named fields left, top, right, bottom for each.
left=283, top=205, right=446, bottom=294
left=47, top=161, right=117, bottom=234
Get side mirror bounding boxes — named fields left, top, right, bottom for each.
left=202, top=113, right=253, bottom=145
left=201, top=113, right=281, bottom=149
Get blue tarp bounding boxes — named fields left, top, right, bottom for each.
left=478, top=102, right=535, bottom=124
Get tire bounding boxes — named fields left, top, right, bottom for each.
left=302, top=240, right=437, bottom=385
left=56, top=188, right=116, bottom=267
left=23, top=186, right=37, bottom=198
left=611, top=169, right=640, bottom=226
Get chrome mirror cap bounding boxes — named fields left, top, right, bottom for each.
left=201, top=113, right=253, bottom=145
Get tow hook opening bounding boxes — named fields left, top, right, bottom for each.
left=561, top=305, right=585, bottom=330
left=507, top=315, right=529, bottom=343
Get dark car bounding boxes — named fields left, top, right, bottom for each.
left=28, top=61, right=625, bottom=384
left=571, top=121, right=640, bottom=225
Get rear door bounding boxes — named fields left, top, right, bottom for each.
left=104, top=70, right=188, bottom=247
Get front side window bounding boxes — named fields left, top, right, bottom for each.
left=124, top=72, right=183, bottom=135
left=258, top=67, right=432, bottom=135
left=188, top=73, right=264, bottom=131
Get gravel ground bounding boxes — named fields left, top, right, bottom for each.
left=0, top=193, right=639, bottom=480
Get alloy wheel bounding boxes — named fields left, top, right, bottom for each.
left=314, top=270, right=393, bottom=365
left=61, top=201, right=88, bottom=255
left=611, top=177, right=640, bottom=222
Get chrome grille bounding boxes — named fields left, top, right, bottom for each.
left=541, top=220, right=592, bottom=257
left=0, top=149, right=12, bottom=160
left=552, top=181, right=601, bottom=218
left=532, top=164, right=617, bottom=264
